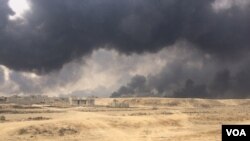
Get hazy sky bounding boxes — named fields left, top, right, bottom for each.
left=0, top=0, right=250, bottom=98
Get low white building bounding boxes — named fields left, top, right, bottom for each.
left=69, top=97, right=95, bottom=106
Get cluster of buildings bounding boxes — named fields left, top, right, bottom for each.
left=0, top=95, right=95, bottom=107
left=0, top=95, right=131, bottom=108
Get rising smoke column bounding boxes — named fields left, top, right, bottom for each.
left=0, top=0, right=250, bottom=98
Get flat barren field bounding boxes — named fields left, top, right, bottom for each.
left=1, top=98, right=250, bottom=141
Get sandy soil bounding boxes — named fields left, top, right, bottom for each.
left=0, top=98, right=250, bottom=141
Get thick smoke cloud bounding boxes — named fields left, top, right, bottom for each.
left=0, top=0, right=250, bottom=73
left=112, top=75, right=148, bottom=97
left=0, top=0, right=12, bottom=29
left=174, top=79, right=208, bottom=98
left=1, top=0, right=250, bottom=98
left=111, top=44, right=250, bottom=98
left=0, top=67, right=5, bottom=85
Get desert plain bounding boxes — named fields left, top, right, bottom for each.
left=0, top=98, right=250, bottom=141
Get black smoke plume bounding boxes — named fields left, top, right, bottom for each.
left=111, top=46, right=250, bottom=98
left=0, top=0, right=250, bottom=73
left=1, top=0, right=250, bottom=98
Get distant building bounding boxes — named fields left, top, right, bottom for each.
left=0, top=96, right=7, bottom=104
left=6, top=95, right=49, bottom=105
left=109, top=99, right=129, bottom=108
left=69, top=97, right=95, bottom=106
left=0, top=95, right=95, bottom=107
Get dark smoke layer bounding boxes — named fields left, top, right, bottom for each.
left=0, top=0, right=250, bottom=73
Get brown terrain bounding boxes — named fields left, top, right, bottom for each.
left=0, top=98, right=250, bottom=141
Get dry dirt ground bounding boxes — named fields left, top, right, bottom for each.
left=1, top=98, right=250, bottom=141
